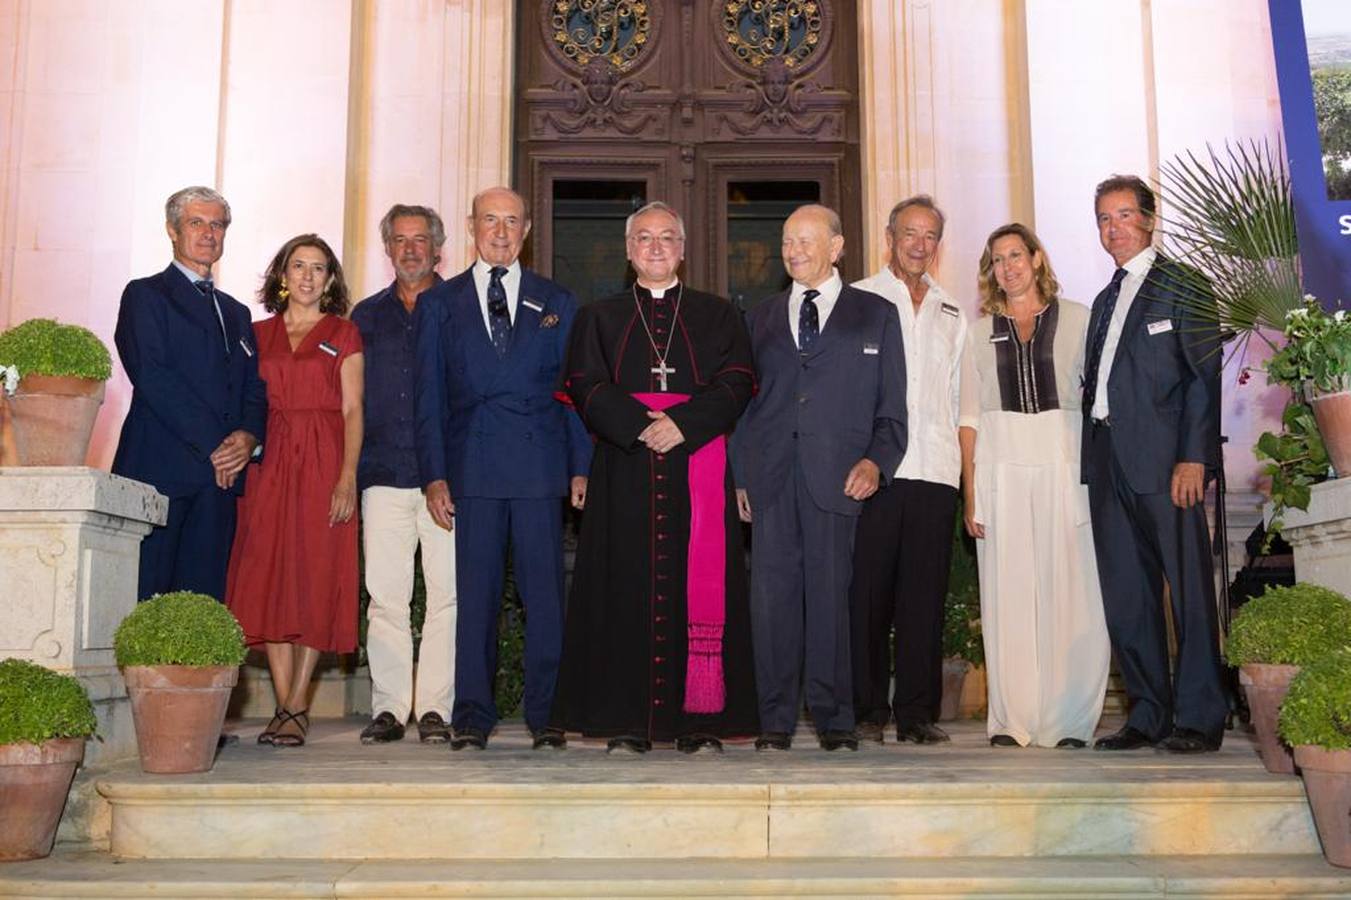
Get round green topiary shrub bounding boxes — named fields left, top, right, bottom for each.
left=114, top=592, right=247, bottom=667
left=0, top=318, right=113, bottom=381
left=0, top=659, right=97, bottom=746
left=1278, top=648, right=1351, bottom=750
left=1224, top=583, right=1351, bottom=666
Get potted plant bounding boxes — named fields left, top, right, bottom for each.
left=1225, top=583, right=1351, bottom=773
left=1279, top=648, right=1351, bottom=867
left=940, top=519, right=983, bottom=721
left=115, top=592, right=246, bottom=774
left=0, top=659, right=97, bottom=860
left=0, top=318, right=113, bottom=466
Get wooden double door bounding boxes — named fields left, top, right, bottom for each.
left=513, top=0, right=862, bottom=310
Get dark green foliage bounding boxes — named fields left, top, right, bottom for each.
left=1225, top=583, right=1351, bottom=666
left=1279, top=648, right=1351, bottom=750
left=114, top=592, right=247, bottom=667
left=1313, top=67, right=1351, bottom=200
left=1256, top=401, right=1332, bottom=539
left=942, top=506, right=983, bottom=666
left=0, top=659, right=97, bottom=746
left=0, top=318, right=113, bottom=381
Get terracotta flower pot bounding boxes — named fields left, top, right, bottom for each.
left=0, top=737, right=85, bottom=861
left=1310, top=389, right=1351, bottom=478
left=123, top=665, right=238, bottom=774
left=1239, top=663, right=1300, bottom=774
left=938, top=657, right=971, bottom=722
left=1293, top=745, right=1351, bottom=868
left=8, top=375, right=105, bottom=466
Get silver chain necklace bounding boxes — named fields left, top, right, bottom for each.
left=633, top=282, right=682, bottom=391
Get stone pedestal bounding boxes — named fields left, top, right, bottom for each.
left=0, top=467, right=167, bottom=766
left=1271, top=478, right=1351, bottom=595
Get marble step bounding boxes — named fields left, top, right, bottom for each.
left=2, top=850, right=1349, bottom=898
left=93, top=719, right=1320, bottom=862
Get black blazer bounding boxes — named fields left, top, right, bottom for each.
left=732, top=284, right=907, bottom=517
left=1080, top=254, right=1221, bottom=494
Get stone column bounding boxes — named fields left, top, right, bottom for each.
left=1275, top=479, right=1351, bottom=596
left=0, top=466, right=166, bottom=766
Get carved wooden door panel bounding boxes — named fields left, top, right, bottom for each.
left=515, top=0, right=861, bottom=307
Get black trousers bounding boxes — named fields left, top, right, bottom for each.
left=848, top=478, right=959, bottom=728
left=1085, top=422, right=1227, bottom=742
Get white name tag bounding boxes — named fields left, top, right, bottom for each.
left=522, top=298, right=544, bottom=313
left=989, top=333, right=1009, bottom=343
left=318, top=341, right=339, bottom=357
left=863, top=343, right=879, bottom=355
left=941, top=302, right=960, bottom=317
left=1147, top=319, right=1174, bottom=336
left=238, top=338, right=254, bottom=357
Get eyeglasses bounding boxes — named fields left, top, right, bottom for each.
left=628, top=232, right=684, bottom=249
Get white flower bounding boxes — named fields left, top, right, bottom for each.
left=1, top=365, right=18, bottom=395
left=1336, top=310, right=1346, bottom=323
left=1304, top=293, right=1318, bottom=303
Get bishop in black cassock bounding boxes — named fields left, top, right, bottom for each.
left=549, top=202, right=760, bottom=753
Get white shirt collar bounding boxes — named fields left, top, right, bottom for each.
left=637, top=279, right=679, bottom=298
left=791, top=268, right=842, bottom=303
left=1120, top=245, right=1156, bottom=278
left=474, top=258, right=521, bottom=280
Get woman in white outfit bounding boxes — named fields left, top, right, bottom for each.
left=958, top=223, right=1109, bottom=748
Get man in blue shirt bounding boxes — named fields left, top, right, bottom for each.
left=351, top=204, right=457, bottom=745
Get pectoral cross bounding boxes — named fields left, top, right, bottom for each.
left=651, top=360, right=675, bottom=392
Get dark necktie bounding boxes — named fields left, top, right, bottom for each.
left=1081, top=268, right=1128, bottom=407
left=487, top=266, right=511, bottom=357
left=798, top=288, right=820, bottom=354
left=193, top=278, right=230, bottom=354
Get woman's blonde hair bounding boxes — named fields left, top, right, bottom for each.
left=976, top=223, right=1060, bottom=316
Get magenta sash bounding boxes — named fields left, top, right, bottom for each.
left=635, top=392, right=726, bottom=714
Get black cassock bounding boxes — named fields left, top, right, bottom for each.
left=549, top=284, right=760, bottom=741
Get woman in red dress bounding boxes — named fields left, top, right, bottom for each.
left=227, top=234, right=364, bottom=747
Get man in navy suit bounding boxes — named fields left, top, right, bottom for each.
left=733, top=204, right=907, bottom=752
left=414, top=186, right=591, bottom=751
left=112, top=186, right=267, bottom=604
left=1081, top=175, right=1226, bottom=753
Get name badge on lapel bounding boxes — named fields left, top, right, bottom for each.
left=1146, top=319, right=1174, bottom=336
left=863, top=342, right=880, bottom=355
left=941, top=302, right=960, bottom=317
left=238, top=338, right=254, bottom=357
left=990, top=333, right=1009, bottom=343
left=522, top=298, right=544, bottom=314
left=318, top=341, right=339, bottom=357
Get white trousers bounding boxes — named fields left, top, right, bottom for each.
left=972, top=410, right=1109, bottom=747
left=362, top=486, right=457, bottom=722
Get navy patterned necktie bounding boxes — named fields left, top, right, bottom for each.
left=487, top=266, right=511, bottom=357
left=798, top=288, right=820, bottom=354
left=193, top=278, right=230, bottom=354
left=1082, top=267, right=1128, bottom=406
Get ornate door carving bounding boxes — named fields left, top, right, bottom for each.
left=515, top=0, right=861, bottom=306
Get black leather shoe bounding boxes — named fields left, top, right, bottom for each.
left=896, top=722, right=951, bottom=744
left=754, top=732, right=791, bottom=751
left=989, top=734, right=1020, bottom=747
left=361, top=711, right=406, bottom=745
left=416, top=711, right=451, bottom=744
left=1094, top=726, right=1154, bottom=751
left=531, top=728, right=567, bottom=751
left=1157, top=727, right=1221, bottom=754
left=857, top=722, right=885, bottom=744
left=1056, top=737, right=1087, bottom=749
left=819, top=730, right=859, bottom=752
left=605, top=735, right=651, bottom=755
left=675, top=734, right=724, bottom=754
left=450, top=726, right=488, bottom=751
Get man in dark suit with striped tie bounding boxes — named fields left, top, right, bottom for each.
left=1081, top=174, right=1226, bottom=753
left=112, top=186, right=267, bottom=603
left=733, top=204, right=908, bottom=752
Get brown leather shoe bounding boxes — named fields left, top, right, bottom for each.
left=416, top=711, right=451, bottom=744
left=361, top=711, right=406, bottom=744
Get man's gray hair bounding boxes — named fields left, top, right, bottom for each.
left=886, top=194, right=946, bottom=240
left=165, top=186, right=231, bottom=229
left=379, top=204, right=447, bottom=249
left=792, top=203, right=843, bottom=238
left=625, top=201, right=686, bottom=241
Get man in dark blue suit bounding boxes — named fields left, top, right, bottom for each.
left=112, top=185, right=267, bottom=603
left=733, top=204, right=907, bottom=752
left=1081, top=175, right=1227, bottom=753
left=414, top=186, right=591, bottom=751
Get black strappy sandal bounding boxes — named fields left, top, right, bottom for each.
left=271, top=708, right=310, bottom=748
left=257, top=708, right=285, bottom=745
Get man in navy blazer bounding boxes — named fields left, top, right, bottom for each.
left=112, top=186, right=267, bottom=603
left=733, top=204, right=907, bottom=752
left=1081, top=175, right=1226, bottom=753
left=414, top=186, right=591, bottom=751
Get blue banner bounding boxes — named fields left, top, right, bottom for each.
left=1268, top=0, right=1351, bottom=305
